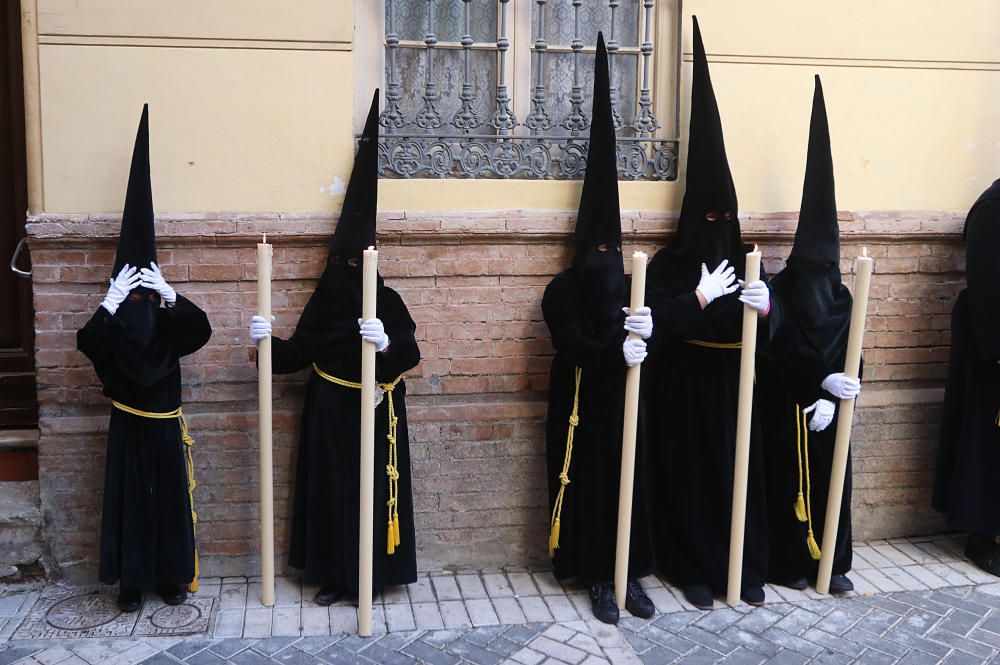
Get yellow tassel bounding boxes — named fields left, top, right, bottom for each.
left=549, top=518, right=561, bottom=559
left=995, top=408, right=999, bottom=427
left=387, top=522, right=396, bottom=555
left=807, top=531, right=822, bottom=560
left=188, top=549, right=199, bottom=593
left=794, top=494, right=807, bottom=523
left=393, top=513, right=401, bottom=547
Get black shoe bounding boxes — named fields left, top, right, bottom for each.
left=682, top=585, right=713, bottom=611
left=155, top=583, right=187, bottom=606
left=965, top=533, right=1000, bottom=578
left=314, top=585, right=341, bottom=606
left=741, top=586, right=765, bottom=607
left=776, top=577, right=808, bottom=591
left=828, top=574, right=855, bottom=594
left=625, top=580, right=655, bottom=619
left=117, top=587, right=142, bottom=612
left=589, top=583, right=619, bottom=625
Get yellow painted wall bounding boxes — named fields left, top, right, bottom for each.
left=26, top=0, right=1000, bottom=215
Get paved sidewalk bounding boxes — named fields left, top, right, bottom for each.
left=1, top=535, right=998, bottom=664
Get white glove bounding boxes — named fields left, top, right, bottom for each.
left=623, top=306, right=653, bottom=340
left=623, top=337, right=647, bottom=367
left=804, top=399, right=835, bottom=432
left=821, top=372, right=861, bottom=399
left=359, top=318, right=390, bottom=352
left=138, top=262, right=177, bottom=304
left=696, top=260, right=738, bottom=305
left=738, top=279, right=770, bottom=313
left=249, top=315, right=274, bottom=344
left=101, top=264, right=141, bottom=315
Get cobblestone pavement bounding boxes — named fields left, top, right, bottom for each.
left=0, top=535, right=998, bottom=664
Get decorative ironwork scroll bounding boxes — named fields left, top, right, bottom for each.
left=377, top=0, right=677, bottom=180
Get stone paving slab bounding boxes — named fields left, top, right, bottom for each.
left=2, top=535, right=1000, bottom=663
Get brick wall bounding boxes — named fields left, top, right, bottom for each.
left=25, top=210, right=965, bottom=582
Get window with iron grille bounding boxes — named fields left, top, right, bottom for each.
left=357, top=0, right=682, bottom=180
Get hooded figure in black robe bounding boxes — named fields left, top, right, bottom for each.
left=250, top=91, right=420, bottom=603
left=77, top=105, right=213, bottom=612
left=643, top=17, right=781, bottom=609
left=933, top=177, right=1000, bottom=577
left=759, top=77, right=858, bottom=594
left=541, top=34, right=655, bottom=626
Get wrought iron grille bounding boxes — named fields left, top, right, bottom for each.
left=376, top=0, right=679, bottom=180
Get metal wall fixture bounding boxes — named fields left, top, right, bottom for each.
left=377, top=0, right=680, bottom=180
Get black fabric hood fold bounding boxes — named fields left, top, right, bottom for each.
left=670, top=15, right=743, bottom=274
left=789, top=76, right=839, bottom=266
left=573, top=32, right=622, bottom=260
left=328, top=90, right=380, bottom=265
left=771, top=75, right=852, bottom=374
left=571, top=33, right=626, bottom=338
left=112, top=104, right=156, bottom=277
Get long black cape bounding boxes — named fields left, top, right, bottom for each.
left=643, top=247, right=781, bottom=593
left=542, top=270, right=653, bottom=584
left=77, top=295, right=212, bottom=587
left=758, top=273, right=854, bottom=583
left=933, top=186, right=1000, bottom=535
left=273, top=281, right=420, bottom=592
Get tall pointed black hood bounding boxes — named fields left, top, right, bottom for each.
left=570, top=33, right=626, bottom=337
left=770, top=75, right=852, bottom=373
left=573, top=32, right=622, bottom=260
left=112, top=104, right=156, bottom=276
left=789, top=76, right=839, bottom=266
left=671, top=16, right=743, bottom=273
left=328, top=90, right=380, bottom=264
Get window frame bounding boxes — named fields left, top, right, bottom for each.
left=353, top=0, right=682, bottom=180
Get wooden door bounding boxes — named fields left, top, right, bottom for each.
left=0, top=0, right=37, bottom=431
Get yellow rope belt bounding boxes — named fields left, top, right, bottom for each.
left=312, top=364, right=404, bottom=555
left=995, top=408, right=999, bottom=428
left=111, top=400, right=200, bottom=592
left=684, top=339, right=742, bottom=349
left=549, top=366, right=582, bottom=559
left=794, top=403, right=821, bottom=561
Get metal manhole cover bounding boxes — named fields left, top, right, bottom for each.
left=150, top=603, right=201, bottom=629
left=45, top=594, right=122, bottom=630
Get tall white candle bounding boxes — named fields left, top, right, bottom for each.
left=358, top=246, right=378, bottom=637
left=727, top=246, right=761, bottom=605
left=816, top=248, right=873, bottom=594
left=615, top=251, right=647, bottom=609
left=256, top=234, right=275, bottom=607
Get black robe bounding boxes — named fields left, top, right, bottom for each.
left=644, top=249, right=781, bottom=594
left=758, top=312, right=854, bottom=583
left=933, top=289, right=1000, bottom=534
left=274, top=281, right=420, bottom=592
left=77, top=295, right=212, bottom=587
left=542, top=271, right=654, bottom=585
left=934, top=188, right=1000, bottom=535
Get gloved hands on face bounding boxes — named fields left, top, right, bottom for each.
left=102, top=262, right=177, bottom=315
left=623, top=337, right=647, bottom=367
left=623, top=306, right=653, bottom=340
left=102, top=264, right=142, bottom=315
left=139, top=262, right=177, bottom=305
left=737, top=279, right=770, bottom=314
left=821, top=372, right=861, bottom=399
left=696, top=260, right=738, bottom=306
left=359, top=318, right=390, bottom=352
left=804, top=398, right=835, bottom=432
